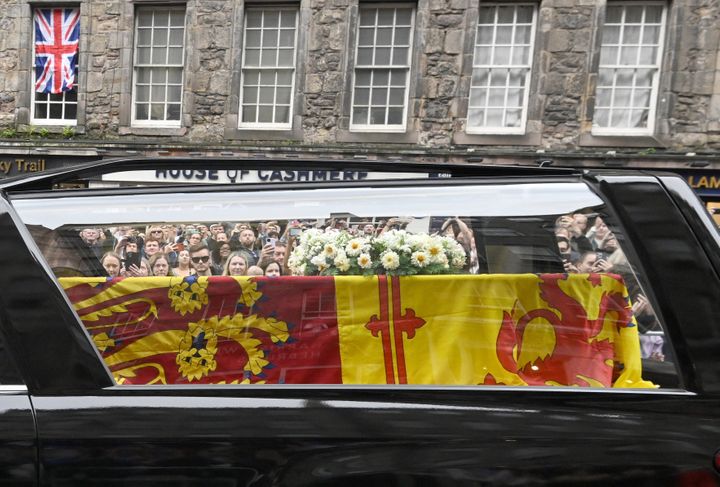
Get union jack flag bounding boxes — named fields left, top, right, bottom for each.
left=34, top=8, right=80, bottom=94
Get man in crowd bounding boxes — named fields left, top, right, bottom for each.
left=233, top=227, right=260, bottom=266
left=188, top=243, right=221, bottom=276
left=79, top=228, right=104, bottom=259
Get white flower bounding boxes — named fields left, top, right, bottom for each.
left=451, top=254, right=466, bottom=268
left=310, top=254, right=327, bottom=267
left=345, top=238, right=366, bottom=257
left=411, top=251, right=429, bottom=267
left=425, top=242, right=444, bottom=263
left=357, top=253, right=373, bottom=269
left=381, top=251, right=400, bottom=270
left=334, top=253, right=350, bottom=272
left=323, top=243, right=338, bottom=259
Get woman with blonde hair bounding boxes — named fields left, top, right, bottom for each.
left=223, top=252, right=249, bottom=276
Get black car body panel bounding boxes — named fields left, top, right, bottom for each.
left=0, top=158, right=719, bottom=485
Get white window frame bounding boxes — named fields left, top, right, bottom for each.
left=238, top=7, right=299, bottom=130
left=466, top=3, right=537, bottom=135
left=30, top=8, right=79, bottom=126
left=349, top=5, right=415, bottom=133
left=131, top=6, right=186, bottom=128
left=591, top=2, right=667, bottom=136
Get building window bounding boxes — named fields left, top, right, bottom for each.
left=132, top=7, right=185, bottom=127
left=350, top=6, right=414, bottom=132
left=239, top=8, right=298, bottom=129
left=592, top=3, right=666, bottom=135
left=467, top=4, right=536, bottom=135
left=31, top=8, right=80, bottom=126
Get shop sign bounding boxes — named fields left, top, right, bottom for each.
left=102, top=169, right=449, bottom=185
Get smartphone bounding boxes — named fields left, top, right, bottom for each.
left=125, top=251, right=141, bottom=270
left=289, top=227, right=302, bottom=237
left=266, top=237, right=277, bottom=247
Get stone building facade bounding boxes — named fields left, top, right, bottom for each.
left=0, top=0, right=718, bottom=171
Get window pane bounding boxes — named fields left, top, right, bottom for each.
left=259, top=87, right=274, bottom=104
left=246, top=30, right=261, bottom=48
left=280, top=11, right=296, bottom=28
left=151, top=85, right=165, bottom=103
left=377, top=27, right=393, bottom=45
left=65, top=103, right=77, bottom=119
left=152, top=68, right=167, bottom=84
left=246, top=11, right=262, bottom=28
left=242, top=105, right=257, bottom=122
left=277, top=49, right=294, bottom=67
left=153, top=28, right=168, bottom=47
left=392, top=48, right=408, bottom=65
left=261, top=49, right=277, bottom=66
left=387, top=107, right=403, bottom=124
left=166, top=103, right=181, bottom=120
left=277, top=87, right=291, bottom=105
left=138, top=29, right=152, bottom=46
left=245, top=49, right=260, bottom=66
left=279, top=30, right=294, bottom=47
left=395, top=27, right=410, bottom=45
left=375, top=48, right=391, bottom=65
left=170, top=10, right=185, bottom=27
left=357, top=48, right=373, bottom=65
left=136, top=103, right=149, bottom=120
left=150, top=103, right=164, bottom=120
left=262, top=30, right=278, bottom=48
left=258, top=106, right=273, bottom=123
left=168, top=86, right=182, bottom=103
left=275, top=105, right=289, bottom=123
left=152, top=48, right=166, bottom=64
left=137, top=68, right=151, bottom=84
left=354, top=87, right=369, bottom=105
left=371, top=87, right=388, bottom=105
left=370, top=107, right=386, bottom=124
left=168, top=47, right=183, bottom=65
left=137, top=47, right=151, bottom=64
left=243, top=86, right=258, bottom=103
left=168, top=69, right=182, bottom=84
left=624, top=26, right=641, bottom=44
left=35, top=103, right=47, bottom=119
left=353, top=107, right=369, bottom=124
left=136, top=85, right=149, bottom=102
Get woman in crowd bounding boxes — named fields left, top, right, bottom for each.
left=213, top=242, right=232, bottom=270
left=100, top=251, right=122, bottom=278
left=148, top=253, right=173, bottom=276
left=173, top=249, right=195, bottom=277
left=263, top=261, right=282, bottom=277
left=223, top=252, right=249, bottom=276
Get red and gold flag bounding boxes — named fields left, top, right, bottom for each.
left=60, top=273, right=653, bottom=388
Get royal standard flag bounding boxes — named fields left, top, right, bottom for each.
left=60, top=273, right=653, bottom=388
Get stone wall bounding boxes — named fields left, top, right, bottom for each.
left=0, top=1, right=23, bottom=128
left=0, top=0, right=718, bottom=154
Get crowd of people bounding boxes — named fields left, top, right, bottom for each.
left=86, top=221, right=292, bottom=279
left=554, top=213, right=665, bottom=362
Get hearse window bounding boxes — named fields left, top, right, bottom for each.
left=12, top=182, right=679, bottom=389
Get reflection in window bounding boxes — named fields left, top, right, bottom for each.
left=467, top=4, right=536, bottom=134
left=132, top=7, right=185, bottom=127
left=239, top=8, right=298, bottom=129
left=593, top=2, right=666, bottom=134
left=350, top=6, right=414, bottom=131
